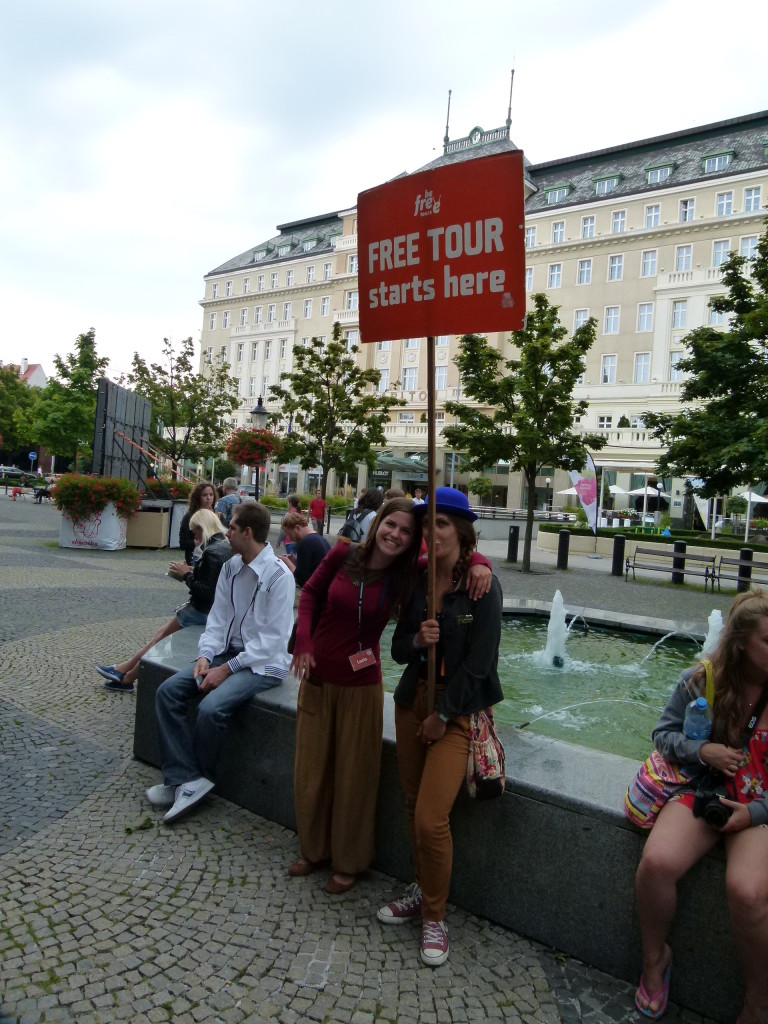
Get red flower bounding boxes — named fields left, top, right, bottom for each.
left=225, top=428, right=284, bottom=466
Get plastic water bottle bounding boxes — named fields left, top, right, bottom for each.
left=683, top=696, right=712, bottom=740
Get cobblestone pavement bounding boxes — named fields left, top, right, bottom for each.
left=0, top=496, right=723, bottom=1024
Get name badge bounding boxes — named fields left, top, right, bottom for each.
left=349, top=648, right=377, bottom=671
left=457, top=614, right=474, bottom=625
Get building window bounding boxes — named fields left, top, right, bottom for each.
left=243, top=278, right=250, bottom=294
left=630, top=416, right=645, bottom=428
left=306, top=265, right=315, bottom=283
left=255, top=250, right=266, bottom=262
left=716, top=191, right=733, bottom=217
left=612, top=210, right=626, bottom=234
left=320, top=296, right=329, bottom=316
left=641, top=250, right=658, bottom=277
left=581, top=215, right=595, bottom=239
left=254, top=307, right=262, bottom=325
left=435, top=366, right=448, bottom=390
left=323, top=262, right=332, bottom=280
left=249, top=376, right=257, bottom=397
left=303, top=239, right=316, bottom=252
left=704, top=152, right=732, bottom=173
left=240, top=308, right=248, bottom=326
left=741, top=235, right=758, bottom=260
left=283, top=302, right=291, bottom=320
left=399, top=412, right=415, bottom=424
left=303, top=299, right=312, bottom=318
left=645, top=204, right=660, bottom=229
left=598, top=415, right=613, bottom=429
left=267, top=304, right=276, bottom=323
left=546, top=186, right=569, bottom=204
left=257, top=275, right=265, bottom=291
left=205, top=347, right=213, bottom=363
left=344, top=329, right=359, bottom=351
left=524, top=226, right=536, bottom=248
left=317, top=335, right=326, bottom=348
left=675, top=245, right=692, bottom=271
left=552, top=221, right=565, bottom=244
left=608, top=254, right=623, bottom=281
left=377, top=369, right=390, bottom=394
left=251, top=342, right=258, bottom=359
left=604, top=307, right=620, bottom=335
left=669, top=351, right=684, bottom=381
left=403, top=367, right=418, bottom=391
left=226, top=281, right=232, bottom=297
left=435, top=411, right=445, bottom=425
left=435, top=335, right=449, bottom=346
left=212, top=283, right=219, bottom=298
left=286, top=270, right=294, bottom=286
left=376, top=340, right=392, bottom=350
left=646, top=166, right=672, bottom=184
left=280, top=338, right=287, bottom=359
left=236, top=343, right=243, bottom=362
left=222, top=311, right=230, bottom=328
left=548, top=263, right=562, bottom=288
left=637, top=303, right=654, bottom=332
left=404, top=338, right=420, bottom=349
left=708, top=302, right=725, bottom=326
left=301, top=337, right=310, bottom=348
left=278, top=244, right=290, bottom=257
left=525, top=267, right=533, bottom=291
left=679, top=198, right=695, bottom=223
left=270, top=273, right=278, bottom=289
left=634, top=352, right=651, bottom=383
left=345, top=290, right=359, bottom=311
left=595, top=176, right=619, bottom=196
left=347, top=254, right=358, bottom=273
left=672, top=300, right=687, bottom=329
left=713, top=240, right=730, bottom=267
left=574, top=309, right=589, bottom=331
left=601, top=354, right=617, bottom=384
left=577, top=259, right=592, bottom=285
left=744, top=186, right=762, bottom=213
left=209, top=312, right=217, bottom=330
left=264, top=340, right=272, bottom=359
left=219, top=346, right=226, bottom=362
left=261, top=375, right=269, bottom=395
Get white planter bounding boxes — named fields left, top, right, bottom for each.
left=59, top=502, right=127, bottom=550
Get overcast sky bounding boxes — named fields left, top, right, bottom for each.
left=1, top=0, right=765, bottom=380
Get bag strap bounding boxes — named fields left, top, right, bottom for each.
left=701, top=657, right=715, bottom=707
left=745, top=687, right=768, bottom=737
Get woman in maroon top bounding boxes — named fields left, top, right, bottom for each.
left=289, top=497, right=491, bottom=894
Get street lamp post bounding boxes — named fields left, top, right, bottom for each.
left=250, top=397, right=269, bottom=501
left=545, top=477, right=552, bottom=513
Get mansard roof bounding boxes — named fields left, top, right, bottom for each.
left=525, top=109, right=768, bottom=213
left=206, top=210, right=343, bottom=277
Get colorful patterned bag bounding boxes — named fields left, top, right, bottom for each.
left=466, top=709, right=506, bottom=800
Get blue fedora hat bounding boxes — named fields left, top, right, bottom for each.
left=415, top=486, right=478, bottom=522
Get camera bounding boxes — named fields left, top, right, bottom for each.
left=692, top=775, right=732, bottom=829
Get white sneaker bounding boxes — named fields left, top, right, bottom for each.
left=145, top=784, right=176, bottom=808
left=420, top=920, right=449, bottom=967
left=163, top=778, right=215, bottom=822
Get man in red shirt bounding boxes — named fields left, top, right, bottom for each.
left=308, top=488, right=327, bottom=535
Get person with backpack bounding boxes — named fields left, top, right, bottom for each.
left=338, top=488, right=383, bottom=543
left=215, top=478, right=242, bottom=526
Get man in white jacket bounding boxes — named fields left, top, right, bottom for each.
left=146, top=502, right=295, bottom=823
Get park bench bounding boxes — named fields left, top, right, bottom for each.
left=625, top=545, right=716, bottom=587
left=710, top=552, right=768, bottom=592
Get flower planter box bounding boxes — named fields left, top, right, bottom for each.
left=59, top=502, right=127, bottom=550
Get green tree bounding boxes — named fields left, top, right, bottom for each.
left=268, top=321, right=404, bottom=497
left=0, top=365, right=38, bottom=455
left=34, top=328, right=109, bottom=469
left=443, top=294, right=606, bottom=571
left=128, top=337, right=240, bottom=476
left=644, top=224, right=768, bottom=496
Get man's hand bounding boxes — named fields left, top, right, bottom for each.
left=198, top=662, right=231, bottom=693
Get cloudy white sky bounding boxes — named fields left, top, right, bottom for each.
left=1, top=0, right=765, bottom=380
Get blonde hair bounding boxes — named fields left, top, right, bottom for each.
left=189, top=508, right=227, bottom=547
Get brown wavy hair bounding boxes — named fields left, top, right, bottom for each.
left=188, top=481, right=218, bottom=514
left=703, top=588, right=768, bottom=746
left=347, top=497, right=421, bottom=616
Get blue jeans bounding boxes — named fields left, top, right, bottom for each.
left=155, top=652, right=281, bottom=785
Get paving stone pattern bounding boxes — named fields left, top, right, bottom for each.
left=0, top=496, right=721, bottom=1023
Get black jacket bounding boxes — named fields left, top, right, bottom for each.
left=178, top=510, right=195, bottom=564
left=186, top=534, right=231, bottom=613
left=391, top=573, right=503, bottom=718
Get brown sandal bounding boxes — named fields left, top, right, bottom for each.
left=325, top=874, right=356, bottom=894
left=287, top=858, right=316, bottom=877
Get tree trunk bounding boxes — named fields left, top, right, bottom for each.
left=522, top=464, right=537, bottom=572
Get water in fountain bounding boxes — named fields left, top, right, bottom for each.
left=701, top=609, right=724, bottom=656
left=639, top=631, right=702, bottom=665
left=537, top=589, right=567, bottom=667
left=566, top=614, right=589, bottom=637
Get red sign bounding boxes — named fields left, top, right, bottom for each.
left=357, top=150, right=526, bottom=343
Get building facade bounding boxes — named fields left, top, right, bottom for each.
left=199, top=111, right=768, bottom=509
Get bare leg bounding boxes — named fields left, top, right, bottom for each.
left=635, top=800, right=719, bottom=1014
left=724, top=826, right=768, bottom=1024
left=114, top=618, right=183, bottom=682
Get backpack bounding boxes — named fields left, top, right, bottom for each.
left=219, top=494, right=241, bottom=526
left=337, top=507, right=370, bottom=543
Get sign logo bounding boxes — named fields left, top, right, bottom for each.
left=413, top=190, right=441, bottom=217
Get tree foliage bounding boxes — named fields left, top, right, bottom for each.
left=128, top=336, right=240, bottom=474
left=443, top=293, right=606, bottom=571
left=268, top=321, right=404, bottom=497
left=0, top=365, right=38, bottom=455
left=34, top=328, right=110, bottom=468
left=644, top=223, right=768, bottom=497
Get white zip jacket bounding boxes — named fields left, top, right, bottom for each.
left=197, top=543, right=295, bottom=679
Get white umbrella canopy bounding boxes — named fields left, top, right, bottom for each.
left=628, top=486, right=670, bottom=499
left=608, top=484, right=628, bottom=496
left=557, top=486, right=579, bottom=495
left=738, top=491, right=768, bottom=503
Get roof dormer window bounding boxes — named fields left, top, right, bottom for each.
left=594, top=174, right=620, bottom=196
left=545, top=184, right=570, bottom=205
left=703, top=151, right=734, bottom=173
left=645, top=164, right=674, bottom=184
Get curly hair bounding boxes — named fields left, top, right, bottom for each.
left=188, top=481, right=218, bottom=514
left=704, top=588, right=768, bottom=746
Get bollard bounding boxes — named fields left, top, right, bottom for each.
left=738, top=547, right=754, bottom=593
left=556, top=529, right=570, bottom=570
left=672, top=539, right=686, bottom=585
left=612, top=534, right=626, bottom=577
left=507, top=524, right=520, bottom=563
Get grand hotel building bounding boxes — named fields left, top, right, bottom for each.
left=199, top=110, right=768, bottom=515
